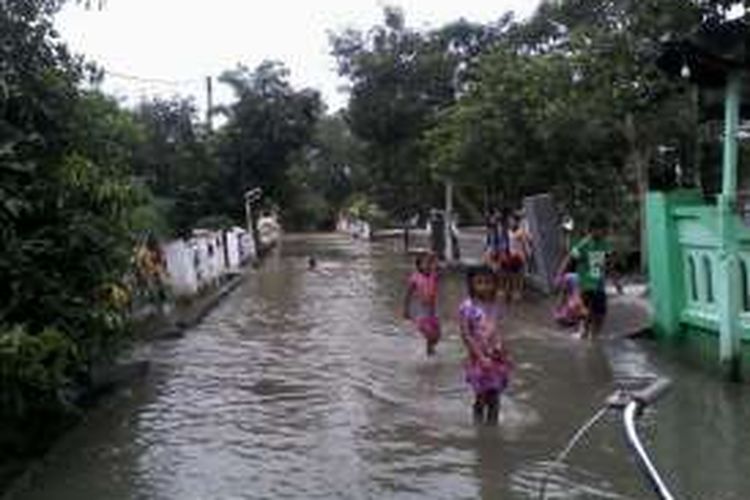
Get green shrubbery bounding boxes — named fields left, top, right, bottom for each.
left=1, top=1, right=137, bottom=422
left=0, top=326, right=77, bottom=418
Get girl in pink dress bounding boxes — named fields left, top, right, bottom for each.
left=459, top=265, right=511, bottom=424
left=554, top=272, right=588, bottom=328
left=553, top=257, right=589, bottom=332
left=403, top=252, right=441, bottom=356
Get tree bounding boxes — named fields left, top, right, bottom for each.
left=281, top=113, right=367, bottom=230
left=132, top=97, right=217, bottom=235
left=213, top=61, right=322, bottom=223
left=0, top=0, right=141, bottom=423
left=426, top=0, right=726, bottom=243
left=331, top=7, right=513, bottom=221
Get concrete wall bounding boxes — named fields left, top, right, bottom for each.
left=225, top=228, right=244, bottom=270
left=523, top=194, right=564, bottom=294
left=407, top=227, right=486, bottom=264
left=163, top=240, right=199, bottom=297
left=647, top=189, right=750, bottom=340
left=239, top=233, right=254, bottom=263
left=161, top=228, right=252, bottom=298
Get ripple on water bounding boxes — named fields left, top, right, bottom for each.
left=510, top=460, right=635, bottom=499
left=17, top=235, right=749, bottom=500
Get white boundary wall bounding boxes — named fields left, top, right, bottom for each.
left=161, top=227, right=252, bottom=298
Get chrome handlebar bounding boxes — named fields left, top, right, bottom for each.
left=615, top=378, right=675, bottom=500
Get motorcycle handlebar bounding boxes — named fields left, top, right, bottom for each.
left=632, top=378, right=672, bottom=408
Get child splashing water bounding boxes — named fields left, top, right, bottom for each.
left=459, top=265, right=511, bottom=425
left=554, top=257, right=588, bottom=329
left=403, top=252, right=441, bottom=356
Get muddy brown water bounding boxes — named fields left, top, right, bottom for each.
left=9, top=234, right=750, bottom=499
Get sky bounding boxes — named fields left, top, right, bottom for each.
left=55, top=0, right=541, bottom=113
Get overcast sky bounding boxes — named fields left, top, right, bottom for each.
left=56, top=0, right=541, bottom=113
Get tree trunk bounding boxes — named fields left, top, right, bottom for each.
left=625, top=112, right=649, bottom=275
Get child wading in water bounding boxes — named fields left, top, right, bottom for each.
left=506, top=213, right=532, bottom=302
left=483, top=211, right=509, bottom=274
left=553, top=258, right=588, bottom=329
left=561, top=213, right=612, bottom=338
left=459, top=265, right=511, bottom=424
left=403, top=252, right=441, bottom=356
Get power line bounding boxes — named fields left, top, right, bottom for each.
left=104, top=70, right=203, bottom=87
left=100, top=70, right=216, bottom=131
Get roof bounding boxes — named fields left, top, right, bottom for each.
left=657, top=18, right=750, bottom=88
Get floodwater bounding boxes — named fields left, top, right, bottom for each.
left=10, top=234, right=750, bottom=499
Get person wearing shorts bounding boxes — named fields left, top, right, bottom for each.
left=505, top=214, right=532, bottom=301
left=403, top=252, right=441, bottom=355
left=564, top=214, right=611, bottom=338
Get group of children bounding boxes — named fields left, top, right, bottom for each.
left=403, top=253, right=510, bottom=424
left=402, top=212, right=612, bottom=425
left=483, top=210, right=533, bottom=303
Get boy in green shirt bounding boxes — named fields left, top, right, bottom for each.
left=564, top=213, right=612, bottom=338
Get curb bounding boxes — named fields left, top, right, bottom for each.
left=149, top=272, right=248, bottom=340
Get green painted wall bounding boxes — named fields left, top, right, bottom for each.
left=648, top=189, right=750, bottom=366
left=647, top=190, right=702, bottom=337
left=647, top=72, right=746, bottom=378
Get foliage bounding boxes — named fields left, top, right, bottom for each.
left=131, top=97, right=218, bottom=236
left=127, top=185, right=171, bottom=240
left=307, top=114, right=366, bottom=211
left=213, top=61, right=323, bottom=224
left=0, top=325, right=77, bottom=418
left=330, top=8, right=511, bottom=219
left=193, top=214, right=236, bottom=231
left=282, top=177, right=334, bottom=231
left=1, top=0, right=139, bottom=419
left=331, top=1, right=746, bottom=236
left=2, top=150, right=137, bottom=358
left=344, top=193, right=388, bottom=228
left=279, top=113, right=367, bottom=230
left=423, top=0, right=737, bottom=236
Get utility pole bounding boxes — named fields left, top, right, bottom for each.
left=244, top=188, right=262, bottom=261
left=717, top=71, right=742, bottom=381
left=444, top=179, right=455, bottom=263
left=206, top=76, right=213, bottom=134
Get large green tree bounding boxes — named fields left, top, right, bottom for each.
left=426, top=0, right=737, bottom=240
left=132, top=97, right=217, bottom=235
left=213, top=61, right=322, bottom=222
left=331, top=8, right=509, bottom=219
left=283, top=113, right=367, bottom=230
left=1, top=0, right=141, bottom=422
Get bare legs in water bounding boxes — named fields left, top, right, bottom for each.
left=473, top=390, right=500, bottom=425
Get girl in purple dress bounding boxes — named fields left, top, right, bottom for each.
left=459, top=265, right=511, bottom=424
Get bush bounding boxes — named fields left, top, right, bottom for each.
left=0, top=326, right=77, bottom=418
left=345, top=194, right=389, bottom=229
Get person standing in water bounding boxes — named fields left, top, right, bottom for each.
left=561, top=213, right=612, bottom=338
left=483, top=210, right=509, bottom=276
left=403, top=251, right=441, bottom=356
left=506, top=213, right=532, bottom=302
left=553, top=257, right=588, bottom=329
left=459, top=265, right=511, bottom=424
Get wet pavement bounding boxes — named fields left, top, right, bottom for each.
left=9, top=234, right=750, bottom=499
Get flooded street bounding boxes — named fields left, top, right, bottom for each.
left=11, top=234, right=750, bottom=499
